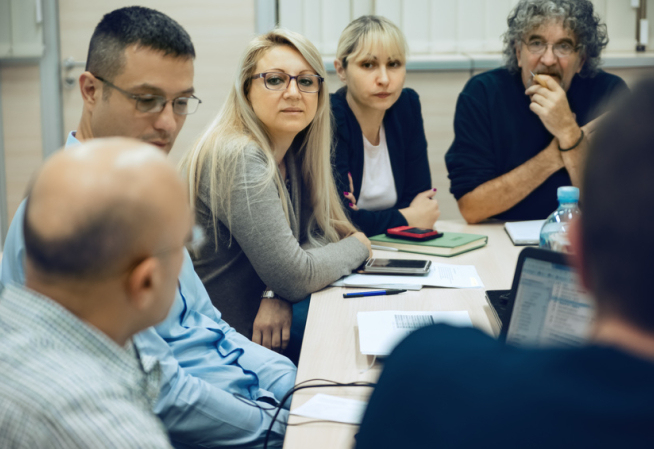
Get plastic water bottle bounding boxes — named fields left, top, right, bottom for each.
left=539, top=186, right=581, bottom=253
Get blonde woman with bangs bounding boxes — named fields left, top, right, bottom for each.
left=179, top=29, right=370, bottom=358
left=333, top=16, right=440, bottom=236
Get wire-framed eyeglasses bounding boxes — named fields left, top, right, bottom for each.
left=94, top=75, right=202, bottom=115
left=522, top=39, right=581, bottom=58
left=251, top=72, right=324, bottom=93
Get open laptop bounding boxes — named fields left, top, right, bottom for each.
left=486, top=247, right=594, bottom=347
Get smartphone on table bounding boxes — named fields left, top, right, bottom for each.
left=360, top=258, right=431, bottom=275
left=386, top=226, right=443, bottom=241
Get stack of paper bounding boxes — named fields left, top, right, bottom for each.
left=290, top=394, right=367, bottom=424
left=504, top=220, right=545, bottom=246
left=333, top=262, right=484, bottom=290
left=357, top=310, right=473, bottom=356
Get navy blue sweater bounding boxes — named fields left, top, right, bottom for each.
left=445, top=68, right=627, bottom=221
left=331, top=87, right=432, bottom=236
left=357, top=324, right=654, bottom=449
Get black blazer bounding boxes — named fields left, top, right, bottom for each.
left=331, top=87, right=432, bottom=236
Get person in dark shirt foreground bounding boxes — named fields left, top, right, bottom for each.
left=357, top=79, right=654, bottom=449
left=445, top=0, right=627, bottom=222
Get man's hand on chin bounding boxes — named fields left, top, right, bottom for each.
left=526, top=74, right=581, bottom=148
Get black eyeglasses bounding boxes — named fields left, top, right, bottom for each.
left=93, top=75, right=202, bottom=115
left=251, top=72, right=324, bottom=93
left=522, top=39, right=581, bottom=58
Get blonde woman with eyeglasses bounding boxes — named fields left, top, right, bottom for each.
left=179, top=29, right=371, bottom=358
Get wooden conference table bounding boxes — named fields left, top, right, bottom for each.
left=283, top=220, right=524, bottom=449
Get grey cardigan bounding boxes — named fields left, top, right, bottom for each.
left=191, top=144, right=369, bottom=337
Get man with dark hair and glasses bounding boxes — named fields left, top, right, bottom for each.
left=76, top=6, right=198, bottom=153
left=0, top=6, right=296, bottom=449
left=445, top=0, right=628, bottom=223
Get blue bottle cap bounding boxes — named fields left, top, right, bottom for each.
left=557, top=186, right=579, bottom=203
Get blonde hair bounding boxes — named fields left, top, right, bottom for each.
left=336, top=15, right=408, bottom=68
left=179, top=28, right=356, bottom=248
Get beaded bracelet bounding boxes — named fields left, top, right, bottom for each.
left=559, top=130, right=585, bottom=152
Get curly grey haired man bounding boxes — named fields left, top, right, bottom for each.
left=445, top=0, right=628, bottom=224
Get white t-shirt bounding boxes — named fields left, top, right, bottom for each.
left=357, top=125, right=397, bottom=211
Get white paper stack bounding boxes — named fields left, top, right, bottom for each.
left=357, top=310, right=472, bottom=356
left=504, top=220, right=545, bottom=246
left=290, top=394, right=367, bottom=424
left=333, top=263, right=484, bottom=290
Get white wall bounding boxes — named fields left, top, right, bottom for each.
left=279, top=0, right=654, bottom=55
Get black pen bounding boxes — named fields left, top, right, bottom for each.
left=343, top=289, right=407, bottom=298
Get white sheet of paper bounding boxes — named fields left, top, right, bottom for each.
left=504, top=220, right=545, bottom=245
left=337, top=263, right=483, bottom=289
left=290, top=394, right=367, bottom=424
left=357, top=310, right=473, bottom=356
left=332, top=279, right=424, bottom=291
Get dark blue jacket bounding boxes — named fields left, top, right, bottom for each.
left=357, top=324, right=654, bottom=449
left=331, top=87, right=432, bottom=236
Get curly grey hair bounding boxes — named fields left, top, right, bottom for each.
left=502, top=0, right=608, bottom=78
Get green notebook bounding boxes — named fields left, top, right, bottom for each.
left=370, top=232, right=488, bottom=257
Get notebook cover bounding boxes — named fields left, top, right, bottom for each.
left=369, top=232, right=488, bottom=257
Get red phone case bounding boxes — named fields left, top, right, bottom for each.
left=386, top=226, right=443, bottom=241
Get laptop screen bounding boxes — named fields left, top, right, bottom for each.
left=505, top=257, right=594, bottom=348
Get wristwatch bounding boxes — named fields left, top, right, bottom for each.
left=261, top=289, right=276, bottom=299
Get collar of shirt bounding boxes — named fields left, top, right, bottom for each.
left=66, top=131, right=81, bottom=147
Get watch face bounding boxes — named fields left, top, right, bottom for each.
left=262, top=290, right=275, bottom=299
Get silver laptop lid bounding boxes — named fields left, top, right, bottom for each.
left=506, top=256, right=594, bottom=348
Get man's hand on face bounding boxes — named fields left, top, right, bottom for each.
left=526, top=74, right=582, bottom=148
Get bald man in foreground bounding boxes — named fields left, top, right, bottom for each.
left=0, top=139, right=193, bottom=448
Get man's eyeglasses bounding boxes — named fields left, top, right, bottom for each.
left=522, top=40, right=580, bottom=58
left=94, top=75, right=202, bottom=115
left=251, top=72, right=324, bottom=93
